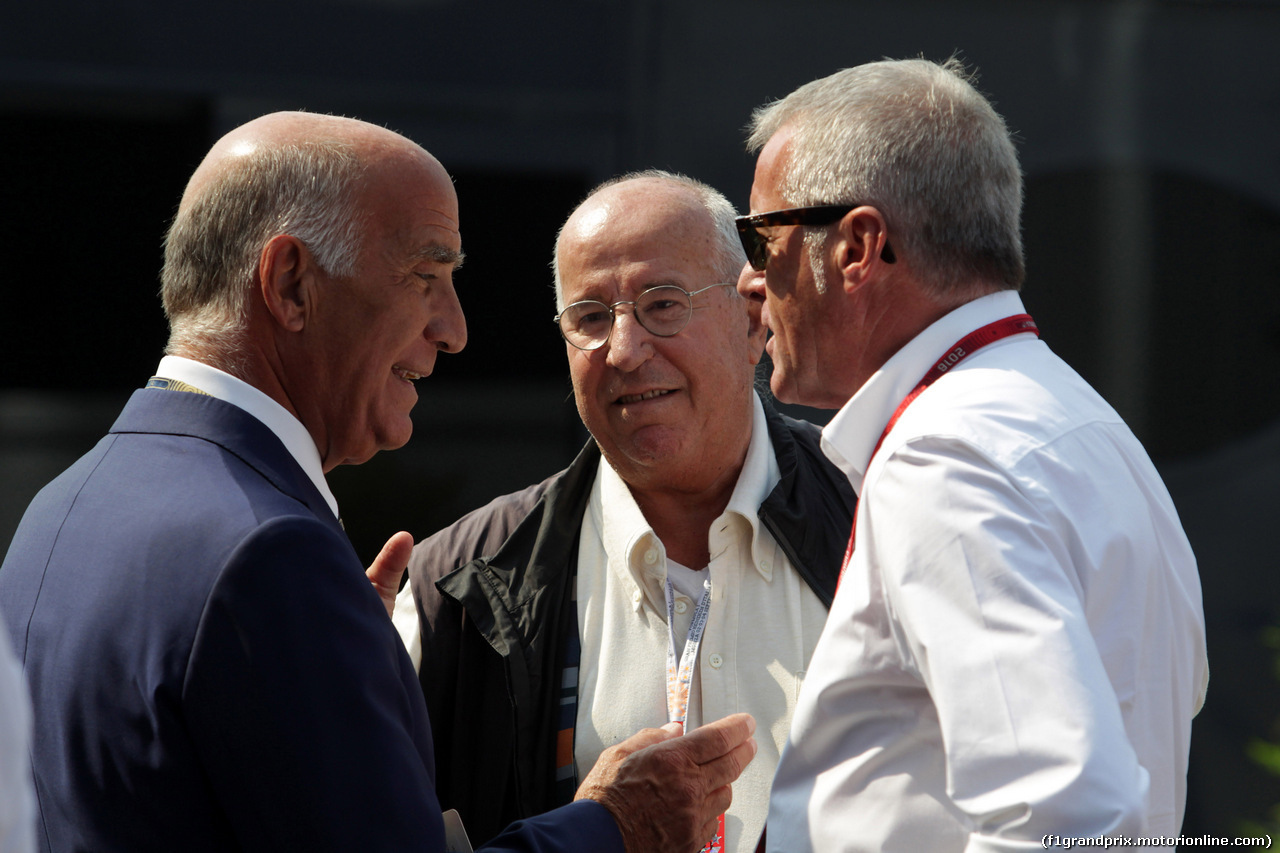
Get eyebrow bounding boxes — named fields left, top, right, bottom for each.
left=570, top=279, right=692, bottom=304
left=415, top=244, right=466, bottom=270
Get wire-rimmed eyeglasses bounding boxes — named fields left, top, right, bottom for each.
left=554, top=283, right=735, bottom=351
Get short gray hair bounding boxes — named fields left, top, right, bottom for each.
left=161, top=138, right=366, bottom=364
left=551, top=169, right=746, bottom=311
left=748, top=57, right=1025, bottom=296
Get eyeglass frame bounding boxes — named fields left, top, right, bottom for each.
left=553, top=282, right=736, bottom=351
left=734, top=203, right=896, bottom=271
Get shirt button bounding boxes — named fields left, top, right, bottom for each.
left=761, top=559, right=772, bottom=571
left=709, top=653, right=724, bottom=669
left=631, top=590, right=642, bottom=605
left=644, top=549, right=659, bottom=566
left=674, top=599, right=688, bottom=614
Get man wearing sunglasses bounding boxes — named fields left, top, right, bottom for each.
left=737, top=59, right=1208, bottom=852
left=395, top=170, right=855, bottom=853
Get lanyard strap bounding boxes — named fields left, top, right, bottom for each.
left=840, top=313, right=1039, bottom=576
left=665, top=576, right=713, bottom=730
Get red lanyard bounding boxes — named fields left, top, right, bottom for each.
left=839, top=313, right=1039, bottom=576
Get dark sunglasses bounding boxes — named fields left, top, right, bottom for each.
left=734, top=204, right=895, bottom=271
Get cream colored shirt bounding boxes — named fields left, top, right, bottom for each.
left=574, top=394, right=829, bottom=853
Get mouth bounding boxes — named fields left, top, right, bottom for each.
left=616, top=388, right=674, bottom=405
left=393, top=365, right=427, bottom=384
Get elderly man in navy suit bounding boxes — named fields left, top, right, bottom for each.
left=0, top=111, right=754, bottom=853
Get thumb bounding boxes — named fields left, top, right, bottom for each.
left=366, top=531, right=414, bottom=618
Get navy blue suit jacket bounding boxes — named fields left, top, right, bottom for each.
left=0, top=388, right=620, bottom=853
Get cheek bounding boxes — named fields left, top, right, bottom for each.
left=567, top=356, right=600, bottom=419
left=567, top=352, right=589, bottom=393
left=764, top=239, right=807, bottom=297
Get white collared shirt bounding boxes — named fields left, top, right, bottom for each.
left=154, top=356, right=340, bottom=520
left=576, top=393, right=829, bottom=853
left=768, top=291, right=1209, bottom=853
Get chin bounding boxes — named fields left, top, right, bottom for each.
left=378, top=422, right=415, bottom=453
left=769, top=372, right=802, bottom=406
left=770, top=372, right=832, bottom=410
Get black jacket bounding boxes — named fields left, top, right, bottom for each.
left=405, top=402, right=856, bottom=845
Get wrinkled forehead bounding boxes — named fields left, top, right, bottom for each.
left=339, top=140, right=461, bottom=260
left=558, top=194, right=721, bottom=301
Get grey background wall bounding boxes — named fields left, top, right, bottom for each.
left=2, top=0, right=1277, bottom=836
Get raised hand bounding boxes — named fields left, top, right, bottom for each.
left=364, top=531, right=414, bottom=618
left=576, top=713, right=757, bottom=853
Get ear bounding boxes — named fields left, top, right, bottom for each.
left=835, top=206, right=892, bottom=294
left=257, top=234, right=315, bottom=332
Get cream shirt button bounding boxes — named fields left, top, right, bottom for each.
left=675, top=599, right=689, bottom=614
left=709, top=653, right=724, bottom=669
left=644, top=549, right=660, bottom=566
left=631, top=590, right=642, bottom=605
left=761, top=559, right=772, bottom=571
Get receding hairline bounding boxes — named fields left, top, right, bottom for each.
left=181, top=111, right=437, bottom=210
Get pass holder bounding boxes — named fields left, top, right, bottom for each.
left=664, top=576, right=724, bottom=853
left=443, top=809, right=473, bottom=853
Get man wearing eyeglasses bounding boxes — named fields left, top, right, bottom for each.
left=736, top=59, right=1208, bottom=851
left=394, top=170, right=855, bottom=853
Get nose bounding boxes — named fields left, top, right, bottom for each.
left=737, top=260, right=765, bottom=305
left=428, top=279, right=468, bottom=353
left=603, top=307, right=652, bottom=372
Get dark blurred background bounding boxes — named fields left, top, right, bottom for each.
left=1, top=0, right=1276, bottom=836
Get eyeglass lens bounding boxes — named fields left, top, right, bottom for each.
left=559, top=285, right=694, bottom=349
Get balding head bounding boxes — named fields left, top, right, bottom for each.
left=552, top=170, right=746, bottom=312
left=179, top=112, right=429, bottom=210
left=160, top=111, right=446, bottom=372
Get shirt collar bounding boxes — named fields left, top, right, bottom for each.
left=155, top=355, right=340, bottom=520
left=720, top=393, right=781, bottom=581
left=821, top=290, right=1029, bottom=493
left=595, top=392, right=781, bottom=612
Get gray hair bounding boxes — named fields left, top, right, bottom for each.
left=551, top=169, right=747, bottom=311
left=748, top=57, right=1025, bottom=296
left=161, top=138, right=366, bottom=367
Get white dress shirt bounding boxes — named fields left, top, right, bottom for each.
left=767, top=291, right=1209, bottom=853
left=576, top=393, right=829, bottom=853
left=154, top=356, right=339, bottom=520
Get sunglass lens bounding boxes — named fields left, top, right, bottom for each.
left=745, top=227, right=767, bottom=271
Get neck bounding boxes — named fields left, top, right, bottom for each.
left=631, top=488, right=731, bottom=571
left=841, top=276, right=978, bottom=398
left=165, top=337, right=251, bottom=383
left=627, top=447, right=746, bottom=570
left=176, top=335, right=320, bottom=451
